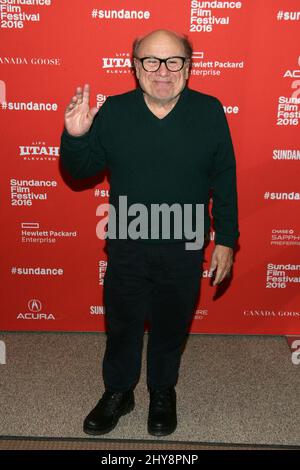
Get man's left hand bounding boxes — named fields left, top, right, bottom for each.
left=209, top=244, right=233, bottom=286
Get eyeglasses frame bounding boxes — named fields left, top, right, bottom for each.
left=134, top=56, right=189, bottom=72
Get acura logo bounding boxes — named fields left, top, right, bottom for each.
left=28, top=299, right=42, bottom=312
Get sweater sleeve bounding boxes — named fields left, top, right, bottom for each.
left=210, top=98, right=240, bottom=249
left=59, top=97, right=111, bottom=179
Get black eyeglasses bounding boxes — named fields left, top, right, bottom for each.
left=135, top=56, right=188, bottom=72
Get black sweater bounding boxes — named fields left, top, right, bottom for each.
left=60, top=86, right=239, bottom=248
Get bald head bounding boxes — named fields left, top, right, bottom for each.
left=133, top=29, right=193, bottom=60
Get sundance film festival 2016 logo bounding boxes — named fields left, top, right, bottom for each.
left=95, top=196, right=204, bottom=250
left=190, top=0, right=243, bottom=33
left=277, top=56, right=300, bottom=127
left=272, top=149, right=300, bottom=161
left=99, top=260, right=107, bottom=286
left=90, top=306, right=105, bottom=315
left=0, top=0, right=52, bottom=30
left=96, top=93, right=108, bottom=109
left=10, top=178, right=57, bottom=207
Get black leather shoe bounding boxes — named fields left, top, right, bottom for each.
left=147, top=387, right=177, bottom=436
left=83, top=389, right=134, bottom=435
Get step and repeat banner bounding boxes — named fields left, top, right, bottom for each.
left=0, top=0, right=299, bottom=334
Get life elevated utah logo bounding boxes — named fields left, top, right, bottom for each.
left=19, top=141, right=60, bottom=161
left=101, top=53, right=133, bottom=74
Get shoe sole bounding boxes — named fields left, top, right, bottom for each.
left=147, top=423, right=177, bottom=437
left=83, top=401, right=135, bottom=436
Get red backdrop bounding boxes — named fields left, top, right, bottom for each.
left=1, top=0, right=300, bottom=334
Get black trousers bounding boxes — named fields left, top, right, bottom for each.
left=102, top=239, right=203, bottom=392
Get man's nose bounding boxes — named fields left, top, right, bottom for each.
left=157, top=62, right=169, bottom=75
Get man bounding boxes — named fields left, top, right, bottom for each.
left=60, top=29, right=239, bottom=437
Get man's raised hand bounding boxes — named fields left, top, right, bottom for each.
left=64, top=84, right=98, bottom=137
